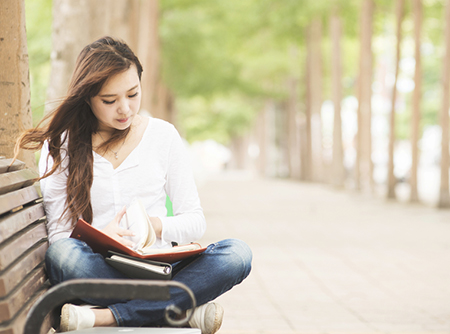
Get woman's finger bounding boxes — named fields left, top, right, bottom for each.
left=117, top=228, right=135, bottom=237
left=116, top=236, right=135, bottom=248
left=113, top=206, right=127, bottom=223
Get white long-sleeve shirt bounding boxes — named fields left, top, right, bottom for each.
left=39, top=117, right=206, bottom=247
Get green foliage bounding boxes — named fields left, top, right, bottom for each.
left=25, top=0, right=52, bottom=126
left=177, top=94, right=259, bottom=144
left=24, top=0, right=448, bottom=148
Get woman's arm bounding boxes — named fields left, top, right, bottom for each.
left=39, top=142, right=73, bottom=244
left=157, top=126, right=206, bottom=245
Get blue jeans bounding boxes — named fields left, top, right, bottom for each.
left=45, top=238, right=252, bottom=327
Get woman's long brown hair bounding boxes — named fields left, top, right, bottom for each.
left=14, top=36, right=143, bottom=227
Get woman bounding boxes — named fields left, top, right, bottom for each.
left=15, top=36, right=252, bottom=333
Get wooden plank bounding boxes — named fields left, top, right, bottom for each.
left=0, top=169, right=38, bottom=196
left=0, top=267, right=47, bottom=322
left=0, top=223, right=47, bottom=271
left=0, top=203, right=45, bottom=243
left=0, top=243, right=47, bottom=297
left=0, top=288, right=48, bottom=334
left=0, top=185, right=41, bottom=216
left=0, top=160, right=25, bottom=174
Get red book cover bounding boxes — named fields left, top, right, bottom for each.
left=70, top=218, right=206, bottom=263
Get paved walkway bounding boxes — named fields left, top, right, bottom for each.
left=196, top=172, right=450, bottom=334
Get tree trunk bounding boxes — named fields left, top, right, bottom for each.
left=306, top=19, right=323, bottom=182
left=138, top=0, right=163, bottom=119
left=410, top=0, right=422, bottom=203
left=287, top=77, right=300, bottom=179
left=330, top=10, right=345, bottom=187
left=387, top=0, right=405, bottom=199
left=438, top=0, right=450, bottom=208
left=305, top=41, right=313, bottom=181
left=0, top=0, right=35, bottom=168
left=356, top=0, right=374, bottom=192
left=46, top=0, right=92, bottom=112
left=256, top=106, right=268, bottom=176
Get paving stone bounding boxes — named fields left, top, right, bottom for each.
left=197, top=173, right=450, bottom=333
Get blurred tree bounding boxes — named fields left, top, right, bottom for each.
left=387, top=0, right=405, bottom=199
left=286, top=73, right=300, bottom=179
left=410, top=0, right=422, bottom=203
left=46, top=0, right=93, bottom=112
left=24, top=0, right=52, bottom=126
left=439, top=0, right=450, bottom=208
left=306, top=18, right=324, bottom=182
left=330, top=9, right=345, bottom=187
left=356, top=0, right=374, bottom=192
left=0, top=0, right=35, bottom=167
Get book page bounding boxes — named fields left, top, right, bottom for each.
left=139, top=243, right=201, bottom=255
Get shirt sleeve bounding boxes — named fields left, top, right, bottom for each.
left=159, top=126, right=206, bottom=245
left=39, top=141, right=73, bottom=244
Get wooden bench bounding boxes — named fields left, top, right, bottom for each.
left=0, top=158, right=198, bottom=334
left=0, top=158, right=51, bottom=334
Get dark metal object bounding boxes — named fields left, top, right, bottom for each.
left=24, top=279, right=196, bottom=334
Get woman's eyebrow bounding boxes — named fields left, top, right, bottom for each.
left=99, top=85, right=139, bottom=98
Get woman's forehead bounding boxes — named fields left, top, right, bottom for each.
left=98, top=65, right=140, bottom=96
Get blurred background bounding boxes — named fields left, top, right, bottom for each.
left=13, top=0, right=450, bottom=208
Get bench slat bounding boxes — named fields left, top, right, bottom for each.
left=0, top=203, right=45, bottom=244
left=0, top=185, right=41, bottom=216
left=0, top=169, right=38, bottom=196
left=0, top=242, right=48, bottom=298
left=0, top=287, right=48, bottom=334
left=0, top=160, right=25, bottom=175
left=0, top=266, right=47, bottom=322
left=0, top=223, right=47, bottom=271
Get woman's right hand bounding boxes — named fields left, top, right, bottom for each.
left=101, top=206, right=135, bottom=248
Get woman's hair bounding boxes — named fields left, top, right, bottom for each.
left=14, top=36, right=143, bottom=227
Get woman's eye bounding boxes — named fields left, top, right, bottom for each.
left=129, top=92, right=139, bottom=98
left=102, top=100, right=115, bottom=105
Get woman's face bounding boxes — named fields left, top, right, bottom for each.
left=89, top=64, right=141, bottom=132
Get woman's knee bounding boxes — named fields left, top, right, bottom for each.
left=45, top=238, right=92, bottom=284
left=214, top=239, right=253, bottom=282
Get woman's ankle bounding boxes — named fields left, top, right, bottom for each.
left=92, top=308, right=117, bottom=327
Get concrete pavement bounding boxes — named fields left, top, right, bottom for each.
left=196, top=172, right=450, bottom=334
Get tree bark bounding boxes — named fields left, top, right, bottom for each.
left=438, top=0, right=450, bottom=208
left=0, top=0, right=35, bottom=168
left=410, top=0, right=422, bottom=203
left=356, top=0, right=374, bottom=192
left=330, top=11, right=345, bottom=187
left=387, top=0, right=405, bottom=199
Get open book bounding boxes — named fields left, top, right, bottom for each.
left=123, top=199, right=202, bottom=256
left=70, top=202, right=206, bottom=263
left=123, top=199, right=157, bottom=254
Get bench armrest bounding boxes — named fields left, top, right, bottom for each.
left=24, top=279, right=196, bottom=334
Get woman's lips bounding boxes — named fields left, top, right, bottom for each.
left=117, top=117, right=129, bottom=123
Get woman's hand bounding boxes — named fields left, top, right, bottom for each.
left=149, top=216, right=162, bottom=239
left=101, top=206, right=135, bottom=248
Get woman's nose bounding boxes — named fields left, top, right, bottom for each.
left=117, top=98, right=130, bottom=114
